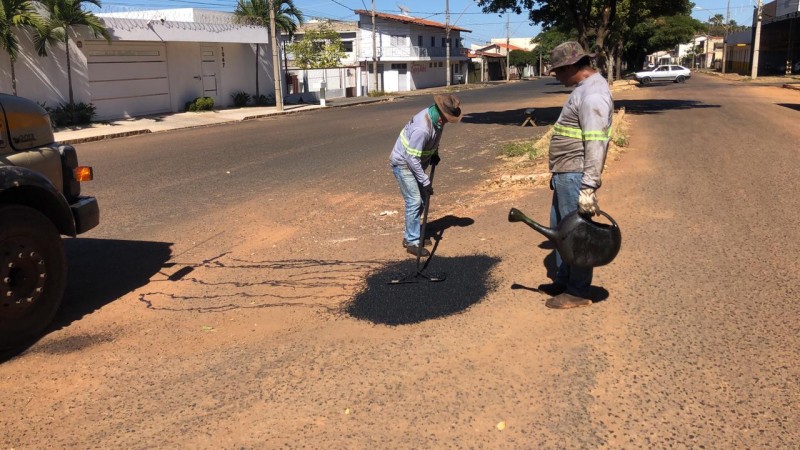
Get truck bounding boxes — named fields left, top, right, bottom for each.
left=0, top=94, right=99, bottom=349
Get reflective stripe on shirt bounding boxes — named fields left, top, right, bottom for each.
left=400, top=131, right=437, bottom=157
left=553, top=124, right=611, bottom=141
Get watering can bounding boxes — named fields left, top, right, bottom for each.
left=508, top=208, right=621, bottom=267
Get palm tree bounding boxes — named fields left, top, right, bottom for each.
left=234, top=0, right=303, bottom=99
left=33, top=0, right=110, bottom=108
left=0, top=0, right=42, bottom=95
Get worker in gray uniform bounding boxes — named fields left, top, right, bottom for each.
left=538, top=41, right=613, bottom=309
left=390, top=94, right=462, bottom=257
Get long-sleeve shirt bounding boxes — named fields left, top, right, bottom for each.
left=548, top=72, right=613, bottom=189
left=389, top=107, right=442, bottom=186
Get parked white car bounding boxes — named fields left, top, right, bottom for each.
left=631, top=65, right=691, bottom=85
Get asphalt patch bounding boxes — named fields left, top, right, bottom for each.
left=345, top=255, right=500, bottom=325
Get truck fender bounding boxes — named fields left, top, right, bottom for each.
left=0, top=166, right=76, bottom=236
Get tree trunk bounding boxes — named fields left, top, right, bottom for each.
left=66, top=35, right=76, bottom=124
left=10, top=57, right=17, bottom=96
left=255, top=43, right=260, bottom=100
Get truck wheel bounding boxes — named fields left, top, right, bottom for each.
left=0, top=205, right=66, bottom=350
left=640, top=77, right=651, bottom=85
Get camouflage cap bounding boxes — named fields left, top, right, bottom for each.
left=549, top=41, right=595, bottom=73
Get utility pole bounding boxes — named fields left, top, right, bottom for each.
left=505, top=14, right=510, bottom=81
left=269, top=0, right=283, bottom=112
left=751, top=0, right=762, bottom=79
left=372, top=0, right=378, bottom=92
left=722, top=0, right=730, bottom=73
left=445, top=0, right=451, bottom=86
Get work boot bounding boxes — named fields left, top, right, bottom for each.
left=545, top=293, right=592, bottom=309
left=537, top=282, right=567, bottom=296
left=403, top=238, right=432, bottom=248
left=405, top=245, right=430, bottom=257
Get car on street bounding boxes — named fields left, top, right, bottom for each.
left=630, top=65, right=691, bottom=85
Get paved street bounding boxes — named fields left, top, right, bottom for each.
left=1, top=74, right=798, bottom=448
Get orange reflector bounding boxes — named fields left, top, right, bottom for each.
left=74, top=166, right=93, bottom=182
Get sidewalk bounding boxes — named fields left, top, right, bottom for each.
left=53, top=83, right=493, bottom=145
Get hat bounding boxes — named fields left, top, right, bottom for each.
left=549, top=41, right=595, bottom=73
left=433, top=94, right=462, bottom=123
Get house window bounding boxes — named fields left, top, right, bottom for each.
left=442, top=37, right=446, bottom=47
left=391, top=63, right=407, bottom=70
left=431, top=36, right=435, bottom=47
left=438, top=62, right=443, bottom=67
left=341, top=41, right=353, bottom=52
left=454, top=65, right=459, bottom=73
left=391, top=35, right=407, bottom=46
left=418, top=35, right=423, bottom=46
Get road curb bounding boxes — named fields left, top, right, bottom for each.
left=59, top=129, right=152, bottom=145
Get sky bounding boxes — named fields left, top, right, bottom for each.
left=89, top=0, right=761, bottom=48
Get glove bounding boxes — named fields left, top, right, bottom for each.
left=422, top=184, right=434, bottom=197
left=431, top=153, right=441, bottom=166
left=578, top=187, right=599, bottom=216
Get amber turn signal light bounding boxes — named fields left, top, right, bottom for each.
left=73, top=166, right=93, bottom=182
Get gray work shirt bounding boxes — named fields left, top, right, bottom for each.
left=548, top=72, right=613, bottom=189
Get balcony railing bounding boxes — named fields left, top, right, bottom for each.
left=363, top=45, right=465, bottom=59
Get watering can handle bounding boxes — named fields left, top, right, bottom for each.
left=596, top=210, right=619, bottom=229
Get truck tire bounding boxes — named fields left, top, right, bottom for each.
left=0, top=205, right=67, bottom=349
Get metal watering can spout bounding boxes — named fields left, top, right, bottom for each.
left=507, top=207, right=622, bottom=267
left=508, top=208, right=558, bottom=241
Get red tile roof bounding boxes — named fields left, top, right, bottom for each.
left=354, top=10, right=471, bottom=32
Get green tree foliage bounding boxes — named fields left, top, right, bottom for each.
left=287, top=24, right=344, bottom=69
left=34, top=0, right=110, bottom=108
left=477, top=0, right=693, bottom=79
left=0, top=0, right=42, bottom=95
left=626, top=13, right=703, bottom=70
left=531, top=28, right=573, bottom=68
left=508, top=50, right=539, bottom=76
left=508, top=49, right=538, bottom=73
left=234, top=0, right=304, bottom=98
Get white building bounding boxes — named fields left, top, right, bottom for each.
left=0, top=8, right=277, bottom=120
left=354, top=10, right=471, bottom=93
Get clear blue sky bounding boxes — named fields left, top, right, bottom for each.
left=90, top=0, right=759, bottom=48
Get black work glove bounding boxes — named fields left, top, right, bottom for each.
left=422, top=184, right=434, bottom=197
left=431, top=153, right=441, bottom=166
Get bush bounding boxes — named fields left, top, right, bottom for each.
left=252, top=94, right=275, bottom=106
left=501, top=140, right=541, bottom=159
left=185, top=96, right=215, bottom=112
left=231, top=91, right=251, bottom=107
left=40, top=102, right=96, bottom=128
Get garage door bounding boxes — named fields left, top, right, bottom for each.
left=86, top=42, right=170, bottom=120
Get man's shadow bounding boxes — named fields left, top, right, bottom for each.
left=510, top=240, right=610, bottom=302
left=424, top=215, right=474, bottom=260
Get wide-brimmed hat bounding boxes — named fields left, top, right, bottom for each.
left=549, top=41, right=595, bottom=73
left=433, top=94, right=462, bottom=123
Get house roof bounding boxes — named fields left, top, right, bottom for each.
left=467, top=50, right=505, bottom=59
left=295, top=19, right=358, bottom=33
left=354, top=10, right=470, bottom=32
left=494, top=42, right=523, bottom=51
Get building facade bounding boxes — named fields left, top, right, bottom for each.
left=354, top=10, right=470, bottom=93
left=0, top=8, right=277, bottom=120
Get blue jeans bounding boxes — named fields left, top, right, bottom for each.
left=550, top=172, right=593, bottom=296
left=392, top=164, right=426, bottom=246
